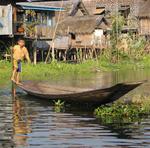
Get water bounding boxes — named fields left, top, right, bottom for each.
left=0, top=70, right=150, bottom=148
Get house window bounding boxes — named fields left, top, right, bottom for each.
left=25, top=10, right=36, bottom=23
left=94, top=6, right=105, bottom=15
left=70, top=33, right=76, bottom=40
left=25, top=11, right=53, bottom=26
left=119, top=5, right=130, bottom=24
left=47, top=12, right=54, bottom=27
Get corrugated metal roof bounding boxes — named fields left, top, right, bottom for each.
left=17, top=2, right=64, bottom=11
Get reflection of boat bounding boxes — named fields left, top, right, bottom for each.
left=18, top=81, right=144, bottom=104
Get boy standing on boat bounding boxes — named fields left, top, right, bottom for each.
left=11, top=38, right=31, bottom=85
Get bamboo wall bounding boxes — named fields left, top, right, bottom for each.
left=72, top=34, right=93, bottom=47
left=71, top=33, right=107, bottom=49
left=139, top=18, right=150, bottom=35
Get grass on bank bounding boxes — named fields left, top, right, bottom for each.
left=0, top=55, right=150, bottom=83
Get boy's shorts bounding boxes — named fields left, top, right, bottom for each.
left=13, top=59, right=22, bottom=72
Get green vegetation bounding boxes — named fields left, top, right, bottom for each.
left=0, top=40, right=11, bottom=60
left=110, top=13, right=125, bottom=50
left=54, top=99, right=65, bottom=113
left=0, top=61, right=12, bottom=85
left=54, top=99, right=65, bottom=107
left=94, top=95, right=150, bottom=123
left=0, top=54, right=150, bottom=83
left=106, top=13, right=149, bottom=63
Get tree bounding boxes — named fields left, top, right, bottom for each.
left=110, top=13, right=125, bottom=49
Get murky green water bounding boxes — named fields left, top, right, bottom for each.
left=0, top=69, right=150, bottom=148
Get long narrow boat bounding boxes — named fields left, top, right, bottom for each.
left=17, top=81, right=144, bottom=104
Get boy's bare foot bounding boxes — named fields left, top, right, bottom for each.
left=16, top=82, right=22, bottom=85
left=11, top=78, right=16, bottom=83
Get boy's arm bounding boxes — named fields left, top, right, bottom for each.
left=24, top=48, right=31, bottom=63
left=11, top=46, right=16, bottom=59
left=12, top=46, right=16, bottom=54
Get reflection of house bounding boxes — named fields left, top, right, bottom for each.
left=138, top=0, right=150, bottom=38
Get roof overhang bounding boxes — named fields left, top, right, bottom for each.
left=0, top=0, right=65, bottom=5
left=17, top=3, right=64, bottom=11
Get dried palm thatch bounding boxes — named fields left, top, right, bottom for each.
left=69, top=0, right=89, bottom=16
left=56, top=15, right=109, bottom=36
left=138, top=0, right=150, bottom=18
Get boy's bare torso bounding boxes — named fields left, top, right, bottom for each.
left=13, top=45, right=28, bottom=60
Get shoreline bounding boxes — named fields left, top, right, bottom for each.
left=0, top=55, right=150, bottom=81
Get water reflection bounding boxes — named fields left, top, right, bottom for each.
left=10, top=95, right=150, bottom=148
left=36, top=69, right=150, bottom=89
left=13, top=98, right=32, bottom=147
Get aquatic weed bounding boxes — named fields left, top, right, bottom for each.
left=94, top=101, right=150, bottom=124
left=53, top=99, right=65, bottom=113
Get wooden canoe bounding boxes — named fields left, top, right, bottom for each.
left=17, top=81, right=144, bottom=104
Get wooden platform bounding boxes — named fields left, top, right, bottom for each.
left=17, top=81, right=144, bottom=104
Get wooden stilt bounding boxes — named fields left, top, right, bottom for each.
left=45, top=46, right=52, bottom=63
left=41, top=50, right=44, bottom=62
left=64, top=50, right=67, bottom=61
left=33, top=48, right=37, bottom=65
left=89, top=48, right=93, bottom=59
left=58, top=50, right=61, bottom=61
left=75, top=48, right=77, bottom=62
left=51, top=42, right=55, bottom=61
left=85, top=48, right=88, bottom=59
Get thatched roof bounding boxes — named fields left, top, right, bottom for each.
left=69, top=0, right=89, bottom=16
left=56, top=15, right=109, bottom=35
left=138, top=0, right=150, bottom=18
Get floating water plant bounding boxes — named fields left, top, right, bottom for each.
left=54, top=99, right=64, bottom=107
left=94, top=96, right=150, bottom=123
left=53, top=99, right=65, bottom=113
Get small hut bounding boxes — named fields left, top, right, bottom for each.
left=56, top=15, right=109, bottom=48
left=138, top=0, right=150, bottom=37
left=53, top=15, right=109, bottom=61
left=50, top=0, right=110, bottom=61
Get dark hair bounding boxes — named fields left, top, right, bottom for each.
left=17, top=38, right=25, bottom=42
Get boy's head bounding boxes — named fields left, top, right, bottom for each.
left=17, top=38, right=25, bottom=47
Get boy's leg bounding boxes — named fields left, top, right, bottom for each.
left=11, top=59, right=18, bottom=82
left=11, top=68, right=17, bottom=82
left=16, top=60, right=22, bottom=85
left=16, top=72, right=20, bottom=85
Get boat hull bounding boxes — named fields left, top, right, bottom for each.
left=17, top=81, right=144, bottom=104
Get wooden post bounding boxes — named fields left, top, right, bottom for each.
left=33, top=48, right=37, bottom=65
left=13, top=7, right=17, bottom=22
left=41, top=50, right=44, bottom=62
left=51, top=41, right=55, bottom=61
left=64, top=50, right=67, bottom=61
left=45, top=0, right=64, bottom=63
